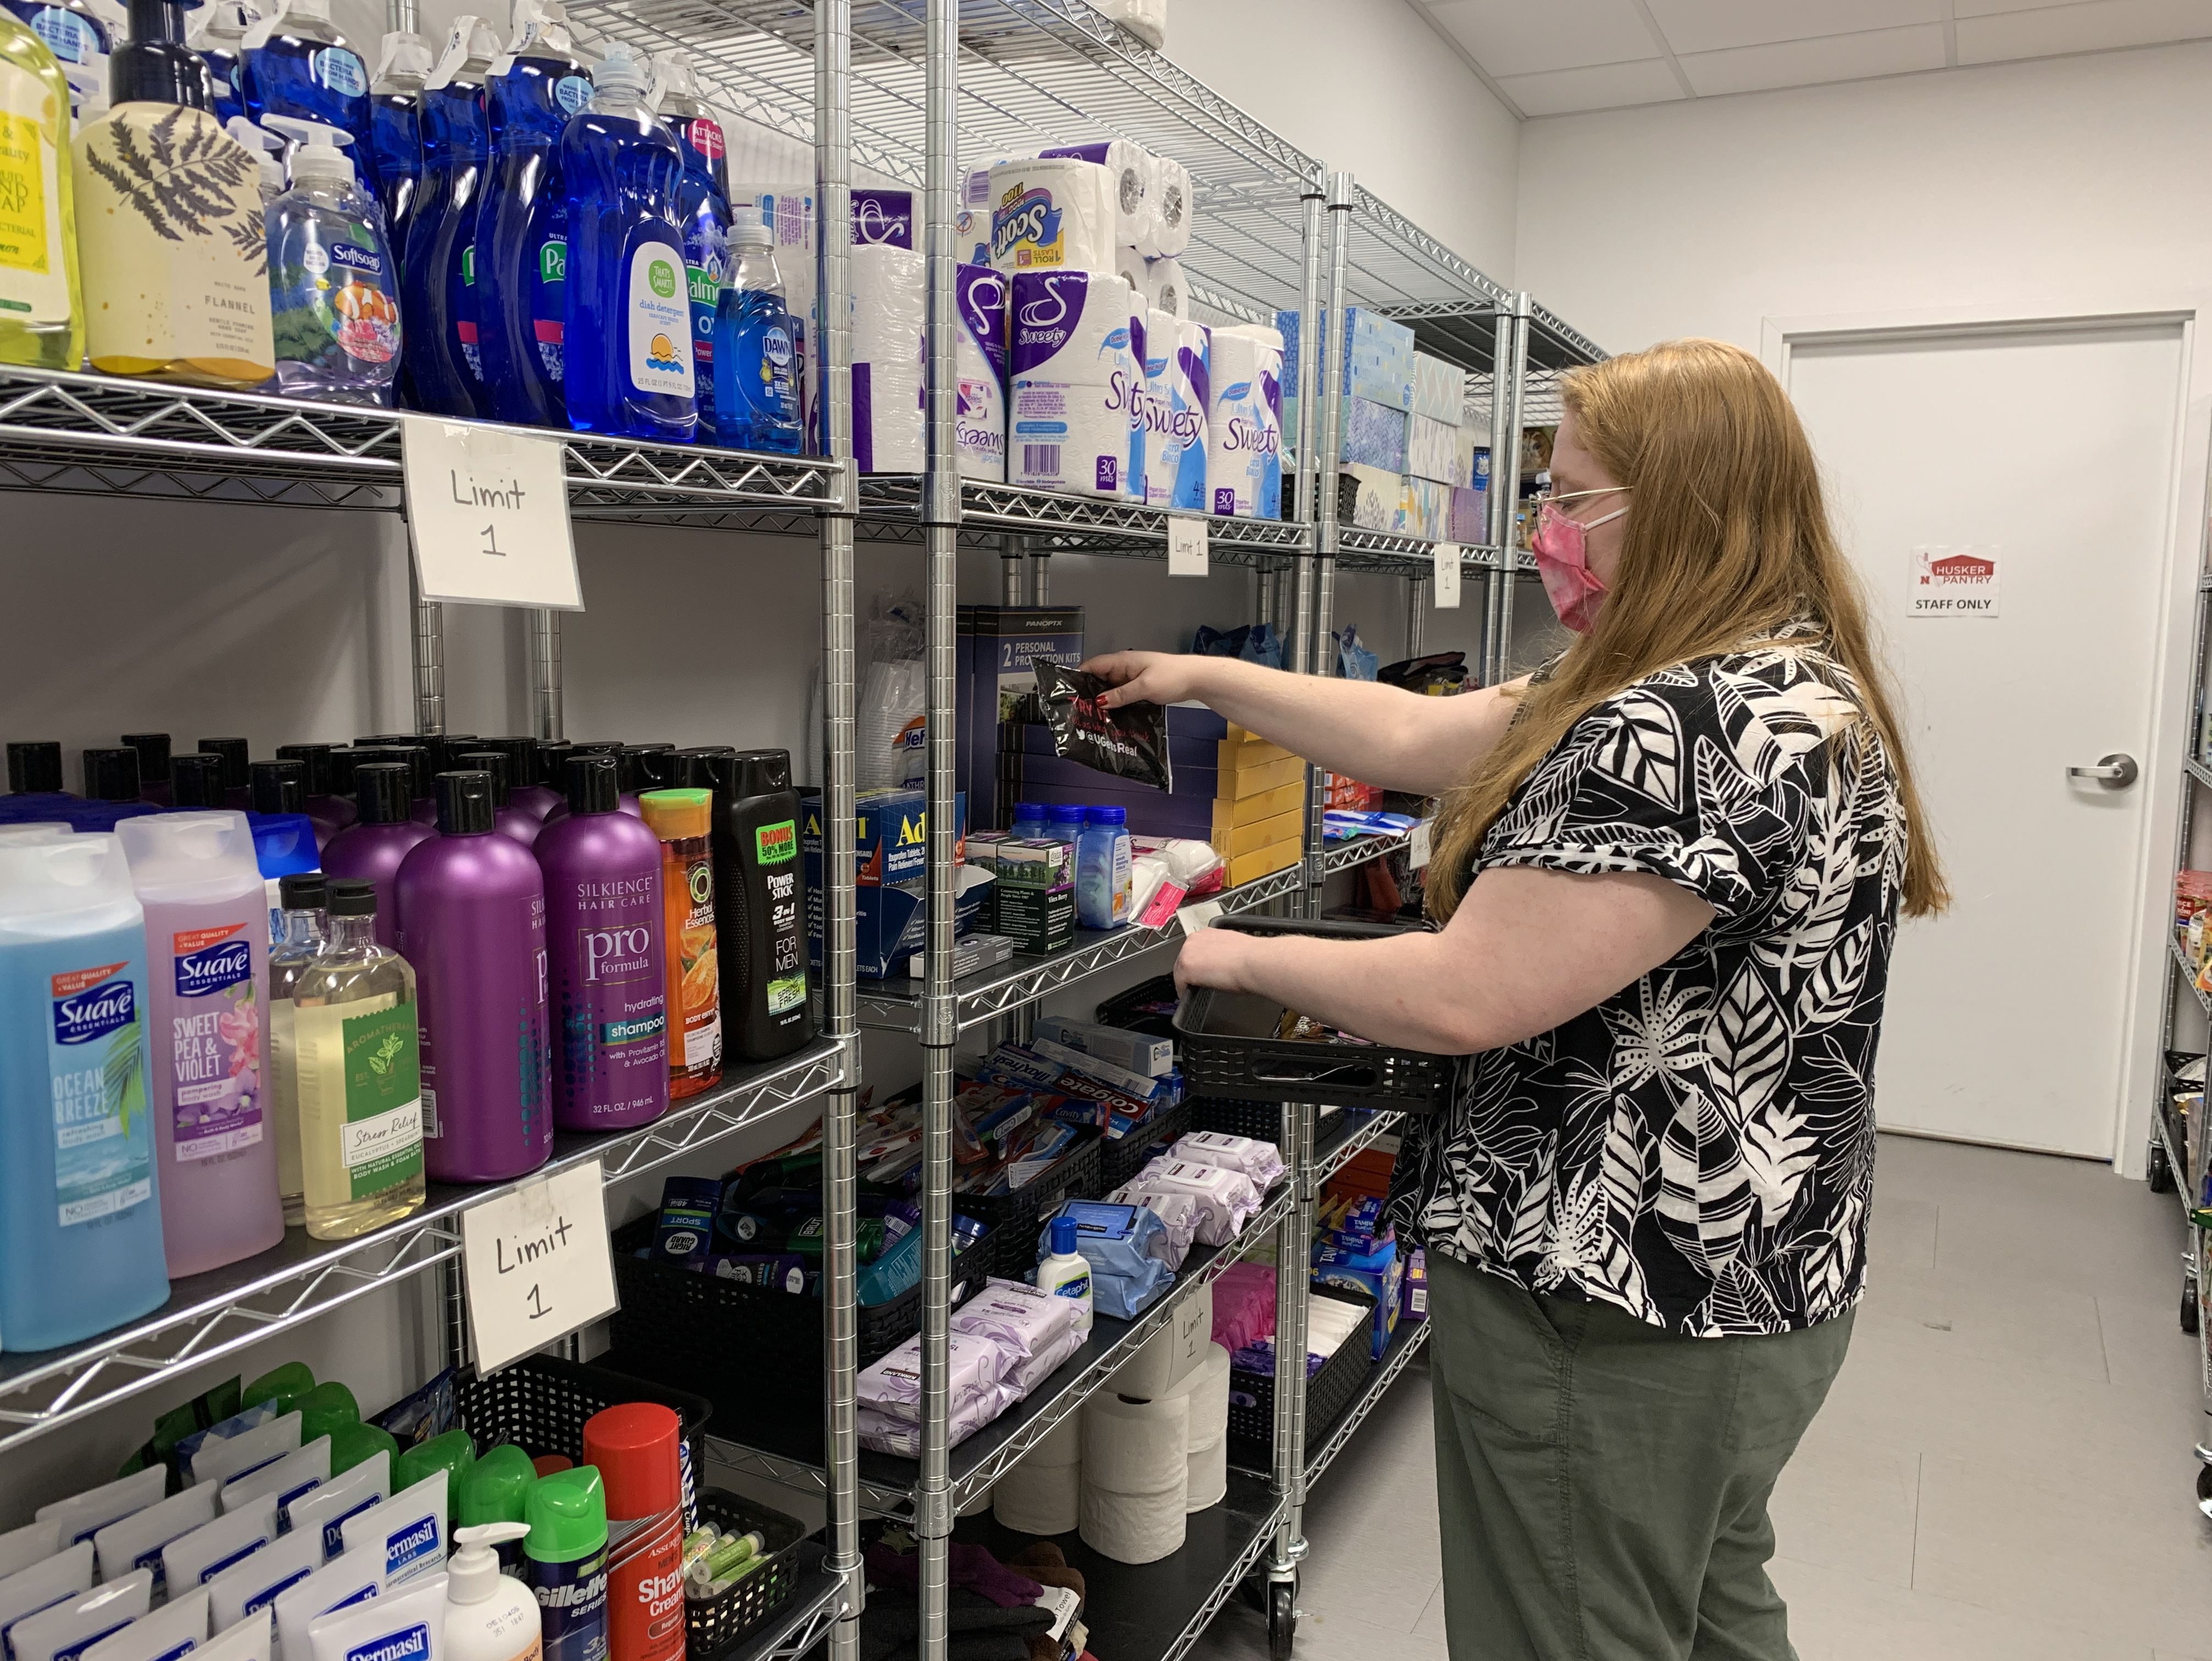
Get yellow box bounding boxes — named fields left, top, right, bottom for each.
left=1220, top=808, right=1302, bottom=862
left=1218, top=734, right=1292, bottom=769
left=1213, top=781, right=1305, bottom=837
left=1222, top=754, right=1304, bottom=799
left=1226, top=837, right=1303, bottom=887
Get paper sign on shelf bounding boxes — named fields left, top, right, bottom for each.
left=1432, top=543, right=1461, bottom=608
left=1168, top=515, right=1208, bottom=578
left=1176, top=899, right=1225, bottom=937
left=1408, top=821, right=1432, bottom=870
left=1908, top=545, right=2000, bottom=618
left=459, top=1160, right=619, bottom=1374
left=402, top=417, right=582, bottom=609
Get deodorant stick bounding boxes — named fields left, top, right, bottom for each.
left=580, top=1407, right=683, bottom=1661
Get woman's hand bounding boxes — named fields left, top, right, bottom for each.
left=1080, top=651, right=1210, bottom=711
left=1173, top=926, right=1255, bottom=998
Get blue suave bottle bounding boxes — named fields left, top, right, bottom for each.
left=475, top=0, right=591, bottom=427
left=652, top=48, right=728, bottom=441
left=368, top=29, right=432, bottom=255
left=401, top=14, right=498, bottom=416
left=559, top=42, right=696, bottom=443
left=0, top=835, right=170, bottom=1351
left=712, top=207, right=801, bottom=454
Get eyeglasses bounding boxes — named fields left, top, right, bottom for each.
left=1542, top=484, right=1630, bottom=521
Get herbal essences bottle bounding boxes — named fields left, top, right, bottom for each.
left=266, top=869, right=326, bottom=1225
left=651, top=48, right=725, bottom=439
left=262, top=115, right=402, bottom=406
left=475, top=0, right=589, bottom=428
left=0, top=834, right=170, bottom=1351
left=638, top=788, right=718, bottom=1100
left=320, top=761, right=433, bottom=949
left=559, top=42, right=695, bottom=443
left=75, top=0, right=275, bottom=388
left=366, top=28, right=429, bottom=247
left=712, top=205, right=801, bottom=455
left=115, top=810, right=285, bottom=1278
left=293, top=876, right=424, bottom=1239
left=401, top=13, right=496, bottom=416
left=0, top=5, right=85, bottom=370
left=538, top=752, right=668, bottom=1131
left=394, top=769, right=551, bottom=1183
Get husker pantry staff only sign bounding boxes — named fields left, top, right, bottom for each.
left=1910, top=545, right=2001, bottom=617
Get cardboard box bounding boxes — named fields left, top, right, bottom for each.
left=1214, top=781, right=1305, bottom=837
left=995, top=883, right=1075, bottom=954
left=1226, top=837, right=1301, bottom=886
left=1223, top=754, right=1304, bottom=799
left=966, top=605, right=1083, bottom=828
left=1218, top=734, right=1292, bottom=768
left=1221, top=808, right=1301, bottom=861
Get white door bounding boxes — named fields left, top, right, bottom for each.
left=1786, top=320, right=2185, bottom=1156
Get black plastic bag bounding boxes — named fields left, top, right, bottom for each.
left=1033, top=661, right=1174, bottom=792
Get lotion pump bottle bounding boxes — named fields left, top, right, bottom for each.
left=446, top=1523, right=542, bottom=1661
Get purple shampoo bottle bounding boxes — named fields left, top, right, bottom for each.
left=457, top=751, right=543, bottom=849
left=536, top=753, right=669, bottom=1132
left=320, top=764, right=436, bottom=949
left=396, top=770, right=551, bottom=1182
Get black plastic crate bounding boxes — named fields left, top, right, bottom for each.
left=453, top=1353, right=713, bottom=1507
left=1225, top=1284, right=1378, bottom=1464
left=1187, top=1094, right=1287, bottom=1145
left=922, top=1128, right=1104, bottom=1283
left=1098, top=1096, right=1191, bottom=1190
left=685, top=1488, right=808, bottom=1660
left=1094, top=974, right=1182, bottom=1039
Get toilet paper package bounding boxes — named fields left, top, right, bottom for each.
left=1185, top=1436, right=1228, bottom=1512
left=1010, top=270, right=1145, bottom=499
left=1138, top=155, right=1190, bottom=259
left=1115, top=246, right=1148, bottom=300
left=1037, top=140, right=1154, bottom=252
left=1205, top=325, right=1283, bottom=520
left=1406, top=411, right=1459, bottom=483
left=852, top=244, right=926, bottom=473
left=1141, top=308, right=1208, bottom=512
left=955, top=263, right=1009, bottom=482
left=987, top=157, right=1121, bottom=274
left=993, top=1461, right=1079, bottom=1537
left=1137, top=256, right=1188, bottom=321
left=1413, top=351, right=1466, bottom=421
left=1078, top=1484, right=1185, bottom=1565
left=851, top=187, right=913, bottom=248
left=1083, top=1391, right=1188, bottom=1493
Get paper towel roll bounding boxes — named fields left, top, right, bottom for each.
left=852, top=243, right=925, bottom=472
left=1084, top=1389, right=1189, bottom=1494
left=1009, top=270, right=1144, bottom=499
left=1207, top=324, right=1284, bottom=519
left=1038, top=140, right=1155, bottom=252
left=1179, top=1341, right=1232, bottom=1453
left=1139, top=256, right=1188, bottom=321
left=1185, top=1436, right=1227, bottom=1513
left=1138, top=156, right=1190, bottom=260
left=1080, top=1481, right=1187, bottom=1564
left=986, top=157, right=1120, bottom=275
left=995, top=1460, right=1080, bottom=1536
left=955, top=263, right=1008, bottom=482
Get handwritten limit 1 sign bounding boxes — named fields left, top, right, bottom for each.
left=460, top=1159, right=620, bottom=1373
left=402, top=417, right=582, bottom=608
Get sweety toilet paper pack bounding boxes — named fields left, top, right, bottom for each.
left=1141, top=305, right=1208, bottom=512
left=956, top=264, right=1009, bottom=482
left=1206, top=324, right=1283, bottom=519
left=1011, top=270, right=1145, bottom=499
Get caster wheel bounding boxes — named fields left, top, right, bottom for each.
left=2197, top=1464, right=2212, bottom=1518
left=2152, top=1141, right=2177, bottom=1195
left=2185, top=1286, right=2200, bottom=1336
left=1268, top=1577, right=1298, bottom=1661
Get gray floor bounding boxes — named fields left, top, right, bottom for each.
left=1192, top=1133, right=2210, bottom=1661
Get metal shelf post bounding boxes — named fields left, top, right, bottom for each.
left=528, top=609, right=564, bottom=740
left=1491, top=294, right=1533, bottom=684
left=1300, top=175, right=1353, bottom=917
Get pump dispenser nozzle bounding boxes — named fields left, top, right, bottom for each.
left=226, top=116, right=285, bottom=197
left=448, top=1521, right=533, bottom=1603
left=116, top=0, right=217, bottom=109
left=264, top=112, right=356, bottom=182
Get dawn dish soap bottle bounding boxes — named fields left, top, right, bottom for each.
left=0, top=5, right=85, bottom=370
left=262, top=115, right=401, bottom=405
left=186, top=0, right=254, bottom=124
left=2, top=0, right=110, bottom=131
left=650, top=48, right=726, bottom=441
left=400, top=12, right=496, bottom=416
left=711, top=205, right=801, bottom=455
left=474, top=0, right=589, bottom=427
left=239, top=0, right=371, bottom=193
left=75, top=0, right=275, bottom=388
left=559, top=42, right=695, bottom=443
left=367, top=29, right=428, bottom=250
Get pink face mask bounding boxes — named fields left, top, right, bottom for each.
left=1531, top=492, right=1629, bottom=634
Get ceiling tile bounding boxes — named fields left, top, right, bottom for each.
left=1646, top=0, right=1942, bottom=55
left=1678, top=22, right=1948, bottom=93
left=1957, top=0, right=2212, bottom=56
left=1423, top=0, right=1661, bottom=78
left=1493, top=57, right=1689, bottom=115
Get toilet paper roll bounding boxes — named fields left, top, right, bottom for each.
left=1138, top=156, right=1190, bottom=260
left=1178, top=1341, right=1233, bottom=1453
left=1206, top=324, right=1283, bottom=520
left=1116, top=246, right=1148, bottom=299
left=1031, top=1409, right=1083, bottom=1468
left=1185, top=1436, right=1227, bottom=1513
left=851, top=243, right=925, bottom=472
left=1138, top=256, right=1188, bottom=322
left=1038, top=140, right=1155, bottom=252
left=1083, top=1389, right=1189, bottom=1494
left=955, top=263, right=1008, bottom=482
left=1079, top=1481, right=1187, bottom=1565
left=1009, top=270, right=1144, bottom=499
left=957, top=1483, right=995, bottom=1518
left=986, top=157, right=1120, bottom=275
left=994, top=1460, right=1080, bottom=1536
left=1141, top=308, right=1207, bottom=513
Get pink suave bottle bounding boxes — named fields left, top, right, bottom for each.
left=117, top=812, right=287, bottom=1277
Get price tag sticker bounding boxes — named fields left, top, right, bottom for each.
left=402, top=417, right=582, bottom=609
left=1408, top=821, right=1433, bottom=870
left=1432, top=543, right=1461, bottom=609
left=1177, top=898, right=1226, bottom=937
left=1168, top=515, right=1209, bottom=578
left=460, top=1159, right=619, bottom=1374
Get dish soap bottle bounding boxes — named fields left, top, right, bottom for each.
left=74, top=0, right=275, bottom=388
left=262, top=114, right=400, bottom=405
left=265, top=870, right=325, bottom=1226
left=400, top=12, right=496, bottom=416
left=239, top=0, right=369, bottom=192
left=559, top=42, right=694, bottom=443
left=3, top=0, right=110, bottom=131
left=0, top=5, right=84, bottom=370
left=446, top=1523, right=540, bottom=1661
left=711, top=205, right=801, bottom=455
left=651, top=48, right=725, bottom=440
left=186, top=0, right=253, bottom=124
left=474, top=0, right=588, bottom=427
left=366, top=29, right=427, bottom=247
left=293, top=876, right=424, bottom=1240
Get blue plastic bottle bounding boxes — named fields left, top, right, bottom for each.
left=240, top=0, right=373, bottom=196
left=263, top=116, right=403, bottom=406
left=4, top=0, right=110, bottom=130
left=559, top=43, right=696, bottom=443
left=368, top=29, right=431, bottom=255
left=0, top=835, right=170, bottom=1352
left=1075, top=806, right=1131, bottom=931
left=188, top=0, right=253, bottom=126
left=401, top=14, right=498, bottom=417
left=474, top=0, right=591, bottom=427
left=653, top=49, right=727, bottom=439
left=1007, top=802, right=1046, bottom=842
left=711, top=206, right=801, bottom=454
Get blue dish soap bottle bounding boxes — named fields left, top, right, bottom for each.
left=368, top=29, right=431, bottom=253
left=263, top=115, right=402, bottom=405
left=474, top=0, right=591, bottom=427
left=240, top=0, right=372, bottom=193
left=401, top=13, right=498, bottom=416
left=187, top=0, right=254, bottom=125
left=3, top=0, right=111, bottom=130
left=0, top=834, right=170, bottom=1352
left=560, top=42, right=696, bottom=443
left=652, top=49, right=728, bottom=441
left=712, top=206, right=801, bottom=455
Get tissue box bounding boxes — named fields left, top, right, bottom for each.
left=1412, top=353, right=1465, bottom=422
left=1341, top=398, right=1409, bottom=472
left=1337, top=463, right=1399, bottom=532
left=1276, top=306, right=1416, bottom=411
left=1452, top=486, right=1487, bottom=544
left=1406, top=413, right=1458, bottom=484
left=1396, top=477, right=1452, bottom=541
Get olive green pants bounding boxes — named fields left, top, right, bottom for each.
left=1425, top=1252, right=1853, bottom=1661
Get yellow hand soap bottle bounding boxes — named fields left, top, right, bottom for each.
left=0, top=10, right=85, bottom=370
left=72, top=0, right=273, bottom=387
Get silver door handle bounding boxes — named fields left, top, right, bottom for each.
left=2068, top=753, right=2138, bottom=788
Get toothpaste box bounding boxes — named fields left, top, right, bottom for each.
left=1033, top=1015, right=1175, bottom=1078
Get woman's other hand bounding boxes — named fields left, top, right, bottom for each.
left=1079, top=650, right=1208, bottom=710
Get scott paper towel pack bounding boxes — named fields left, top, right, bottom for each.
left=956, top=264, right=1008, bottom=482
left=1206, top=324, right=1283, bottom=519
left=1038, top=140, right=1154, bottom=252
left=987, top=157, right=1121, bottom=274
left=852, top=243, right=925, bottom=472
left=1010, top=270, right=1144, bottom=499
left=1141, top=306, right=1208, bottom=512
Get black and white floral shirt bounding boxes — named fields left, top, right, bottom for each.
left=1392, top=622, right=1905, bottom=1336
